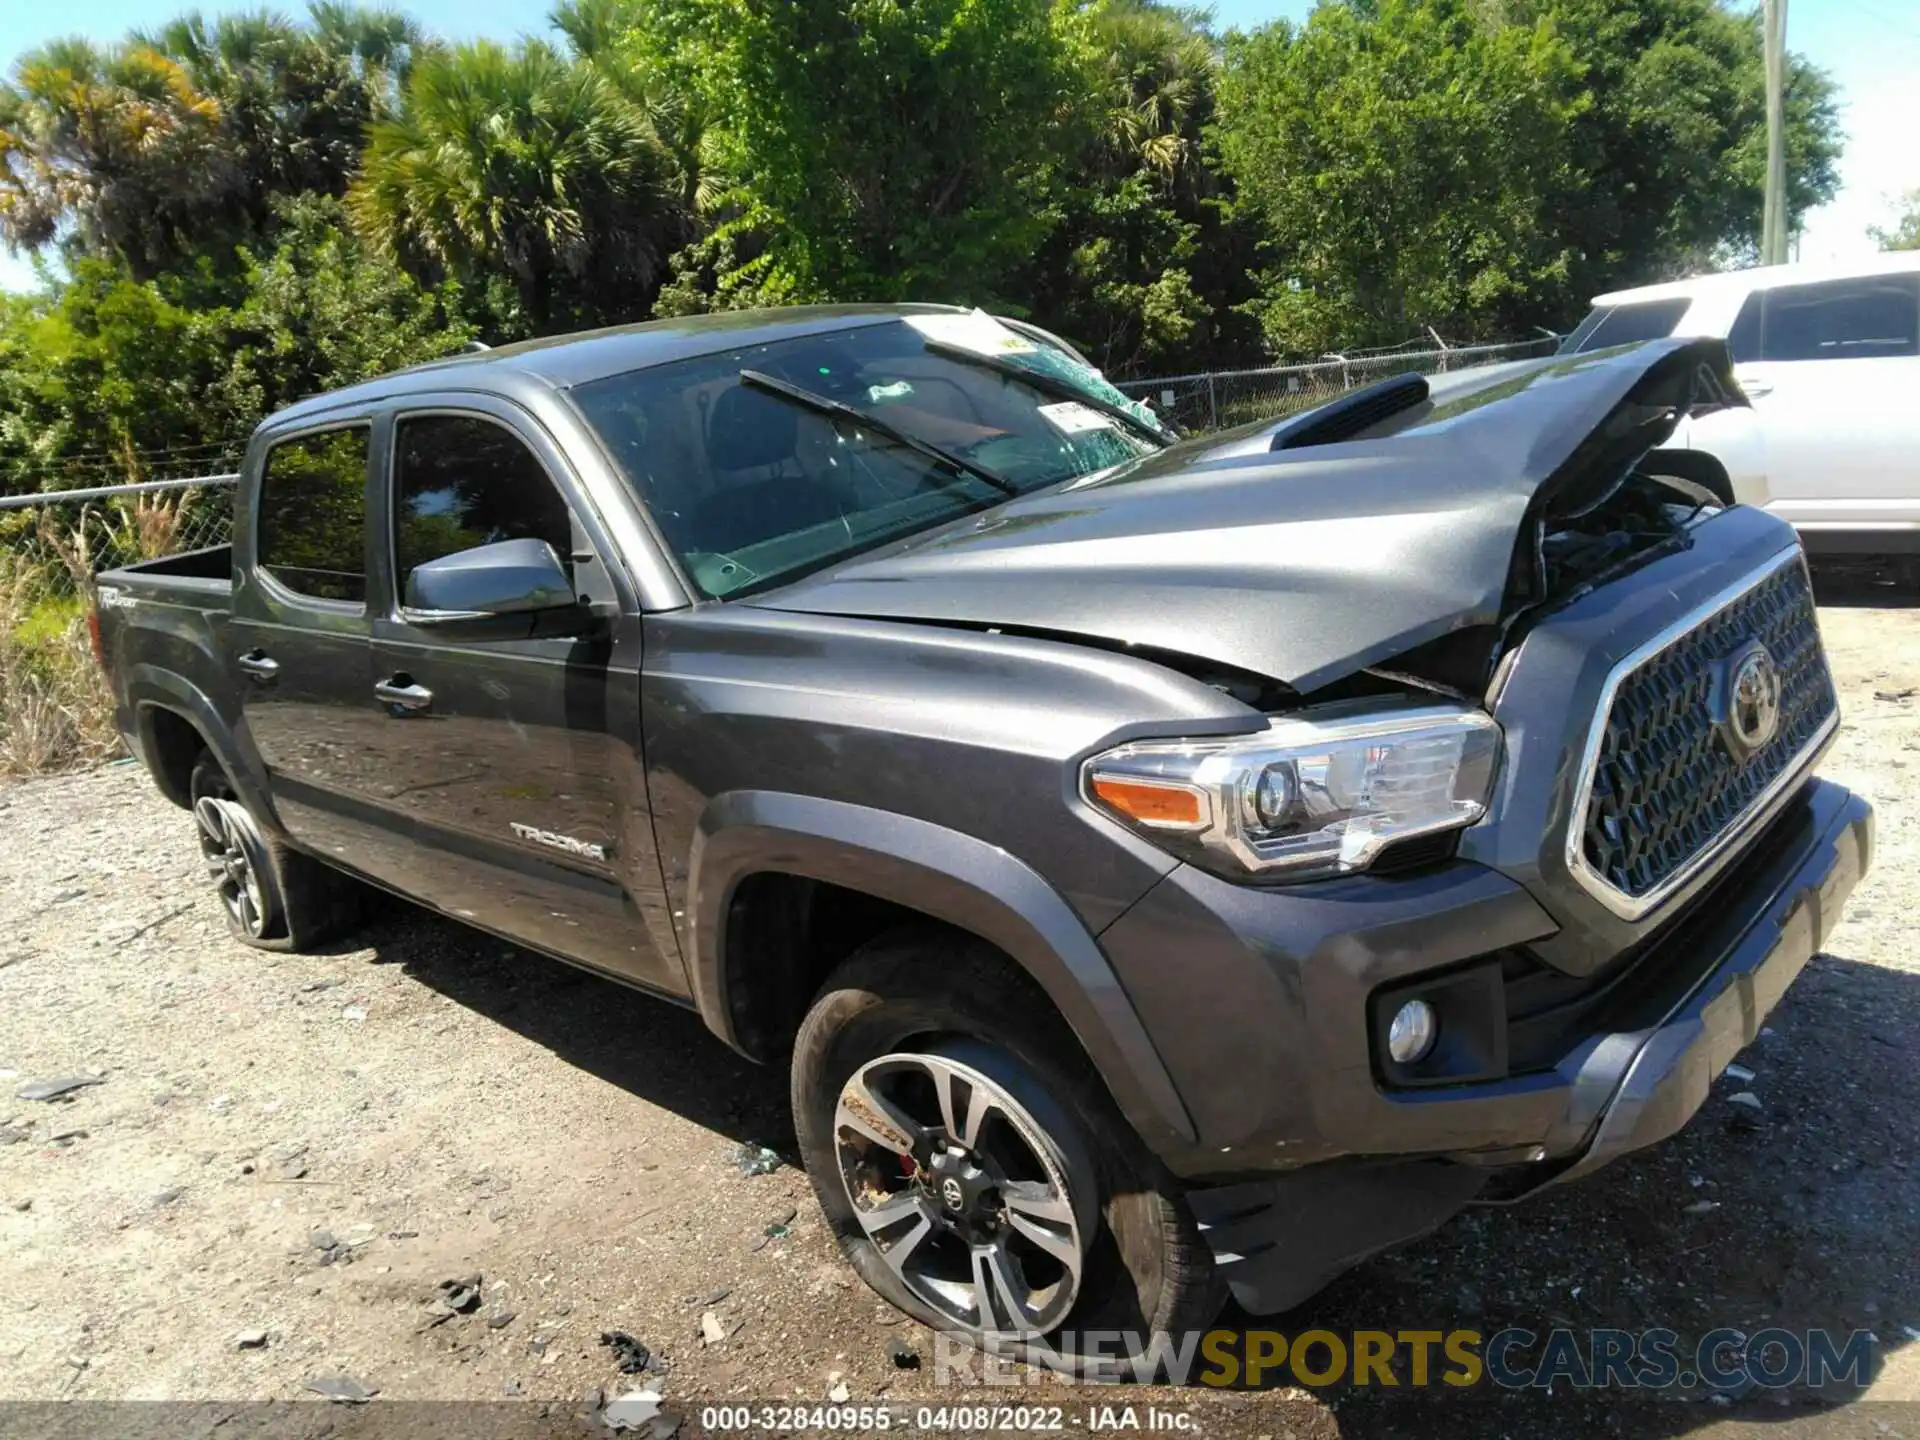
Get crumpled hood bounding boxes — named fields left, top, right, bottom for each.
left=750, top=340, right=1725, bottom=692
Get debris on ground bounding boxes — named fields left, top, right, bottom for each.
left=1684, top=1200, right=1721, bottom=1216
left=599, top=1331, right=651, bottom=1374
left=486, top=1309, right=515, bottom=1329
left=699, top=1311, right=727, bottom=1345
left=1724, top=1063, right=1756, bottom=1083
left=438, top=1275, right=483, bottom=1313
left=728, top=1142, right=782, bottom=1177
left=827, top=1376, right=851, bottom=1403
left=602, top=1389, right=669, bottom=1433
left=1873, top=688, right=1915, bottom=701
left=234, top=1329, right=267, bottom=1349
left=309, top=1230, right=343, bottom=1266
left=886, top=1336, right=920, bottom=1369
left=1726, top=1091, right=1763, bottom=1110
left=0, top=1125, right=29, bottom=1145
left=305, top=1374, right=376, bottom=1403
left=14, top=1077, right=104, bottom=1102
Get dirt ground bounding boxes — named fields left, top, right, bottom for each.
left=1, top=564, right=1917, bottom=1438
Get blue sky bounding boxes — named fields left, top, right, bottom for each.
left=2, top=0, right=1915, bottom=292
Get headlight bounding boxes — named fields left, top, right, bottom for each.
left=1083, top=702, right=1501, bottom=881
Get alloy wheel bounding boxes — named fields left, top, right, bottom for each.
left=833, top=1051, right=1090, bottom=1341
left=194, top=795, right=270, bottom=939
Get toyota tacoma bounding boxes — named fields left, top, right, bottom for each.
left=92, top=305, right=1873, bottom=1358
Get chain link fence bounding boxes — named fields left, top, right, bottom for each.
left=1115, top=336, right=1560, bottom=435
left=0, top=475, right=238, bottom=603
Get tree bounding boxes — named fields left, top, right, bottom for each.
left=0, top=38, right=227, bottom=279
left=1212, top=0, right=1589, bottom=357
left=2, top=7, right=435, bottom=281
left=0, top=196, right=469, bottom=495
left=609, top=0, right=1093, bottom=305
left=1210, top=0, right=1844, bottom=358
left=349, top=38, right=684, bottom=334
left=1015, top=1, right=1261, bottom=375
left=144, top=6, right=428, bottom=242
left=1871, top=190, right=1920, bottom=252
left=1506, top=0, right=1841, bottom=299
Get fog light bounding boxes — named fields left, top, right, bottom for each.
left=1387, top=999, right=1438, bottom=1064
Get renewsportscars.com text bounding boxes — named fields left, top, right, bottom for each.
left=932, top=1326, right=1878, bottom=1390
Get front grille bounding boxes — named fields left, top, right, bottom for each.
left=1577, top=555, right=1835, bottom=908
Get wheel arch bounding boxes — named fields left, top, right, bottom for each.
left=126, top=665, right=276, bottom=824
left=688, top=791, right=1197, bottom=1152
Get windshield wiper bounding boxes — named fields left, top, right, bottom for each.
left=917, top=338, right=1179, bottom=445
left=739, top=369, right=1019, bottom=497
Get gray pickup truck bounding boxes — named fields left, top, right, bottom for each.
left=94, top=305, right=1872, bottom=1358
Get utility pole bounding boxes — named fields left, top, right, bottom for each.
left=1762, top=0, right=1789, bottom=265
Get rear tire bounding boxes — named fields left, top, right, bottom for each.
left=188, top=751, right=363, bottom=952
left=791, top=928, right=1224, bottom=1374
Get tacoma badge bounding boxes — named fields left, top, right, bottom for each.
left=509, top=822, right=608, bottom=862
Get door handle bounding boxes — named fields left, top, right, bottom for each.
left=236, top=649, right=279, bottom=683
left=374, top=676, right=434, bottom=714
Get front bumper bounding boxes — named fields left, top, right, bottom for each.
left=1102, top=777, right=1870, bottom=1313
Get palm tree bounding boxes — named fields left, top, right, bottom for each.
left=144, top=6, right=428, bottom=228
left=0, top=37, right=227, bottom=277
left=349, top=38, right=684, bottom=332
left=551, top=0, right=718, bottom=219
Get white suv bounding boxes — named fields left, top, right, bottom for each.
left=1562, top=251, right=1920, bottom=557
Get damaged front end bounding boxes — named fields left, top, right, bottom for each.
left=754, top=338, right=1753, bottom=705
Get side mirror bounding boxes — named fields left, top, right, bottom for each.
left=403, top=538, right=586, bottom=633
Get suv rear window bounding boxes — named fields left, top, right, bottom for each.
left=1558, top=298, right=1693, bottom=355
left=1727, top=274, right=1920, bottom=363
left=256, top=426, right=370, bottom=604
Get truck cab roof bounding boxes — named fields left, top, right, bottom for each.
left=266, top=303, right=973, bottom=429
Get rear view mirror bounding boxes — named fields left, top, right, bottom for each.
left=404, top=538, right=582, bottom=627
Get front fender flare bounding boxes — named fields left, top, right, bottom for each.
left=688, top=790, right=1197, bottom=1151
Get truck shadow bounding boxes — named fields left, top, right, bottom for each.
left=1207, top=949, right=1917, bottom=1431
left=347, top=898, right=1914, bottom=1427
left=352, top=899, right=795, bottom=1153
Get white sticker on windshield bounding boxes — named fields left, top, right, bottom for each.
left=904, top=308, right=1036, bottom=357
left=1038, top=400, right=1118, bottom=435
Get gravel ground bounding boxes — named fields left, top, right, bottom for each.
left=1, top=570, right=1916, bottom=1437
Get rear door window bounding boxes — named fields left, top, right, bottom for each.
left=1740, top=274, right=1920, bottom=362
left=256, top=426, right=371, bottom=605
left=1559, top=298, right=1693, bottom=354
left=390, top=413, right=575, bottom=600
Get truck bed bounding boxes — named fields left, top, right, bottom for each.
left=97, top=543, right=233, bottom=601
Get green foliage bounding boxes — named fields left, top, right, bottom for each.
left=0, top=196, right=469, bottom=495
left=1871, top=191, right=1920, bottom=253
left=1013, top=1, right=1259, bottom=373
left=609, top=0, right=1092, bottom=304
left=0, top=0, right=1867, bottom=502
left=1213, top=0, right=1590, bottom=357
left=1, top=6, right=429, bottom=279
left=349, top=38, right=685, bottom=334
left=1503, top=0, right=1840, bottom=289
left=1212, top=0, right=1842, bottom=357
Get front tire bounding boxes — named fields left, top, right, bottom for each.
left=791, top=929, right=1223, bottom=1371
left=188, top=752, right=361, bottom=951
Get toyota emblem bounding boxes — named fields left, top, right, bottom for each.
left=1721, top=644, right=1783, bottom=755
left=939, top=1177, right=966, bottom=1211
